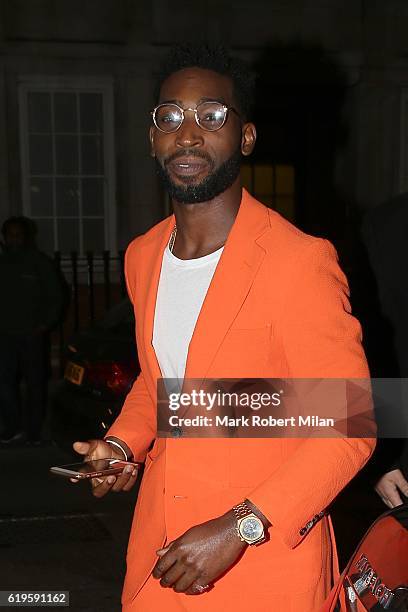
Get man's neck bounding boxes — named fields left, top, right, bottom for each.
left=171, top=179, right=242, bottom=260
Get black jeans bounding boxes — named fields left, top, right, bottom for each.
left=0, top=332, right=46, bottom=440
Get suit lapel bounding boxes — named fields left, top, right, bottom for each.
left=184, top=190, right=270, bottom=380
left=138, top=216, right=175, bottom=397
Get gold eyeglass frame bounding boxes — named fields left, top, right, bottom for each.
left=151, top=101, right=240, bottom=133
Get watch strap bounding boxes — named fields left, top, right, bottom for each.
left=232, top=501, right=254, bottom=521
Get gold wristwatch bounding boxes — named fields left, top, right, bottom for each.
left=233, top=501, right=266, bottom=545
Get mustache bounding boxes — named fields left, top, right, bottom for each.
left=164, top=149, right=213, bottom=166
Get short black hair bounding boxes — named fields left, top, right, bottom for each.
left=155, top=43, right=256, bottom=120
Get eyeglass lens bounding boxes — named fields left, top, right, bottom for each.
left=154, top=102, right=226, bottom=132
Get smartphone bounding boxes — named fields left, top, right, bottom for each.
left=50, top=458, right=141, bottom=480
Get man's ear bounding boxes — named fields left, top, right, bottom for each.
left=241, top=122, right=257, bottom=157
left=149, top=126, right=156, bottom=158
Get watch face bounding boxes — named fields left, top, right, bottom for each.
left=239, top=516, right=263, bottom=542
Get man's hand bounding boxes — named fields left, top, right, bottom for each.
left=375, top=468, right=408, bottom=508
left=72, top=439, right=139, bottom=498
left=152, top=510, right=246, bottom=595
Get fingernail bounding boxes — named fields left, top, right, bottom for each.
left=107, top=476, right=116, bottom=484
left=124, top=465, right=133, bottom=474
left=132, top=469, right=138, bottom=477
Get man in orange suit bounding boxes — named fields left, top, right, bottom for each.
left=74, top=44, right=375, bottom=611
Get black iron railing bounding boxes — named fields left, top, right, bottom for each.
left=52, top=250, right=127, bottom=375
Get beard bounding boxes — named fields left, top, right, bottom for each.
left=155, top=147, right=242, bottom=204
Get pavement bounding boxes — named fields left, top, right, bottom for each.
left=0, top=441, right=139, bottom=612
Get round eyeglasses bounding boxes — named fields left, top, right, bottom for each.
left=151, top=101, right=240, bottom=133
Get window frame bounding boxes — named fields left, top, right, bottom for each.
left=240, top=160, right=296, bottom=222
left=18, top=75, right=116, bottom=255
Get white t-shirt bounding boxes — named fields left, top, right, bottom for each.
left=152, top=243, right=223, bottom=382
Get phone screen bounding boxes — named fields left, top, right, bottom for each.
left=60, top=459, right=119, bottom=474
left=50, top=458, right=138, bottom=479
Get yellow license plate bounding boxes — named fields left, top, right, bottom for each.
left=64, top=361, right=85, bottom=386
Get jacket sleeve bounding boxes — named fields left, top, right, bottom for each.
left=247, top=239, right=376, bottom=548
left=105, top=238, right=156, bottom=462
left=106, top=370, right=156, bottom=462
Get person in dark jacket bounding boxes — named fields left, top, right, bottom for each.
left=362, top=195, right=408, bottom=507
left=0, top=216, right=63, bottom=444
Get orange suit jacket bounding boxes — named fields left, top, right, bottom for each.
left=107, top=189, right=375, bottom=611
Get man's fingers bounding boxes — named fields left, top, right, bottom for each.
left=173, top=572, right=202, bottom=594
left=376, top=481, right=402, bottom=507
left=72, top=441, right=90, bottom=455
left=111, top=466, right=139, bottom=492
left=380, top=496, right=394, bottom=508
left=394, top=472, right=408, bottom=497
left=91, top=477, right=105, bottom=486
left=121, top=468, right=139, bottom=492
left=89, top=465, right=139, bottom=496
left=375, top=469, right=407, bottom=508
left=156, top=545, right=171, bottom=557
left=186, top=581, right=212, bottom=596
left=159, top=564, right=186, bottom=589
left=387, top=486, right=403, bottom=508
left=73, top=439, right=105, bottom=460
left=152, top=546, right=176, bottom=579
left=91, top=475, right=117, bottom=498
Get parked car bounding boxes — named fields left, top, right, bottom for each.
left=50, top=299, right=140, bottom=453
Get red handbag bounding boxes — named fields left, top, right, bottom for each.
left=322, top=504, right=408, bottom=611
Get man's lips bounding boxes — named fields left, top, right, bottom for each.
left=166, top=157, right=210, bottom=178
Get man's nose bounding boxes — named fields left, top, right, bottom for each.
left=175, top=111, right=204, bottom=148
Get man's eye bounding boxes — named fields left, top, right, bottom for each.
left=162, top=113, right=180, bottom=123
left=202, top=112, right=221, bottom=122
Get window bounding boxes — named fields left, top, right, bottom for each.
left=241, top=162, right=295, bottom=221
left=19, top=77, right=115, bottom=254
